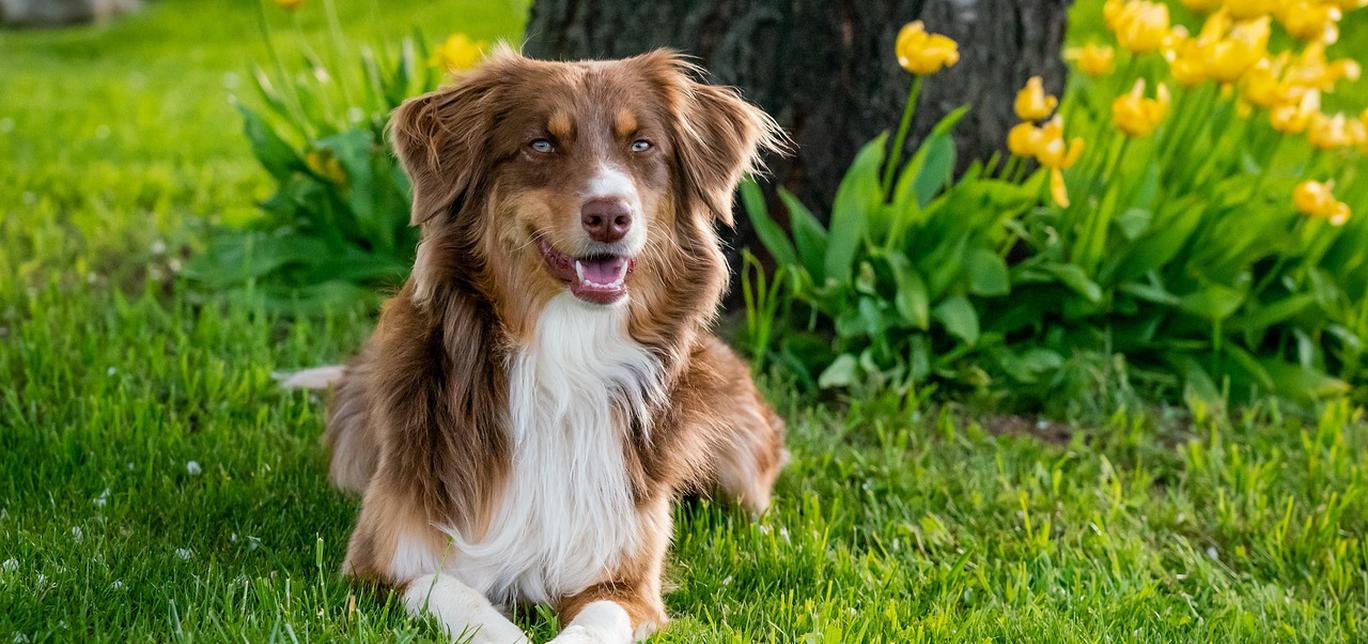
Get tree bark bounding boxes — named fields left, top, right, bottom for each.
left=524, top=0, right=1069, bottom=286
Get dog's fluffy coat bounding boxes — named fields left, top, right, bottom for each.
left=317, top=46, right=787, bottom=643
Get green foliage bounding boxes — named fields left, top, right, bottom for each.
left=742, top=107, right=1043, bottom=397
left=745, top=12, right=1368, bottom=409
left=183, top=3, right=443, bottom=313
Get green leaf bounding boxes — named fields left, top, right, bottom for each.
left=966, top=248, right=1010, bottom=297
left=1037, top=262, right=1103, bottom=303
left=1166, top=352, right=1223, bottom=405
left=892, top=106, right=969, bottom=211
left=923, top=234, right=969, bottom=299
left=1222, top=343, right=1274, bottom=390
left=1118, top=280, right=1180, bottom=306
left=238, top=105, right=304, bottom=180
left=855, top=262, right=878, bottom=295
left=315, top=130, right=392, bottom=248
left=1178, top=285, right=1245, bottom=322
left=1259, top=358, right=1351, bottom=400
left=886, top=252, right=930, bottom=329
left=1108, top=199, right=1204, bottom=281
left=185, top=232, right=331, bottom=287
left=1227, top=294, right=1317, bottom=332
left=934, top=295, right=979, bottom=346
left=818, top=353, right=860, bottom=389
left=740, top=180, right=799, bottom=268
left=996, top=346, right=1063, bottom=384
left=826, top=134, right=886, bottom=283
left=911, top=136, right=957, bottom=208
left=779, top=188, right=829, bottom=282
left=1115, top=207, right=1153, bottom=240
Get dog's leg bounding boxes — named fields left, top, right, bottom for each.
left=550, top=499, right=671, bottom=643
left=345, top=484, right=528, bottom=644
left=711, top=392, right=787, bottom=515
left=689, top=337, right=788, bottom=515
left=547, top=600, right=638, bottom=643
left=401, top=574, right=528, bottom=644
left=551, top=585, right=668, bottom=643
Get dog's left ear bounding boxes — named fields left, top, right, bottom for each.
left=648, top=52, right=787, bottom=227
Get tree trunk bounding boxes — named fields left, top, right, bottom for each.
left=524, top=0, right=1069, bottom=290
left=1, top=0, right=140, bottom=27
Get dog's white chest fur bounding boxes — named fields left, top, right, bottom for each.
left=445, top=294, right=659, bottom=605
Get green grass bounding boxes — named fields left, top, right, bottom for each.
left=3, top=1, right=1368, bottom=641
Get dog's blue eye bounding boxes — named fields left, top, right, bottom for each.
left=630, top=140, right=651, bottom=152
left=529, top=139, right=554, bottom=153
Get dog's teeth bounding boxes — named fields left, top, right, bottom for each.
left=574, top=260, right=585, bottom=282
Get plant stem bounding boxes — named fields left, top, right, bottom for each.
left=882, top=75, right=925, bottom=200
left=254, top=0, right=313, bottom=140
left=320, top=0, right=356, bottom=110
left=1248, top=132, right=1283, bottom=201
left=1077, top=137, right=1131, bottom=268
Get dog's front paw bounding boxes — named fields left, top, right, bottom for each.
left=546, top=624, right=603, bottom=644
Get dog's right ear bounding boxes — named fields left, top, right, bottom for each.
left=389, top=50, right=513, bottom=226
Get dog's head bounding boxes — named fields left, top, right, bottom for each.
left=391, top=46, right=783, bottom=329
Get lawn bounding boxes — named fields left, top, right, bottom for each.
left=3, top=1, right=1368, bottom=642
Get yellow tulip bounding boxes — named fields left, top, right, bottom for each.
left=1240, top=55, right=1291, bottom=108
left=1278, top=1, right=1343, bottom=43
left=1328, top=0, right=1367, bottom=8
left=430, top=33, right=486, bottom=72
left=1112, top=0, right=1171, bottom=54
left=1048, top=168, right=1072, bottom=207
left=1104, top=0, right=1127, bottom=32
left=1034, top=118, right=1085, bottom=169
left=1005, top=117, right=1083, bottom=207
left=1169, top=52, right=1207, bottom=86
left=1286, top=42, right=1359, bottom=92
left=1007, top=122, right=1045, bottom=157
left=1197, top=9, right=1233, bottom=43
left=1113, top=79, right=1171, bottom=137
left=1014, top=76, right=1059, bottom=122
left=896, top=21, right=961, bottom=75
left=1165, top=29, right=1208, bottom=87
left=1203, top=16, right=1270, bottom=82
left=1269, top=89, right=1321, bottom=133
left=1182, top=0, right=1224, bottom=13
left=1348, top=118, right=1368, bottom=150
left=1294, top=180, right=1352, bottom=226
left=1064, top=44, right=1116, bottom=77
left=1037, top=118, right=1084, bottom=208
left=1333, top=59, right=1362, bottom=82
left=1223, top=0, right=1277, bottom=19
left=1307, top=112, right=1352, bottom=150
left=273, top=0, right=304, bottom=9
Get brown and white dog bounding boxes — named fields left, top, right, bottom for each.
left=286, top=46, right=788, bottom=643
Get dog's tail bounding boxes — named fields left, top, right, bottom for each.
left=275, top=365, right=346, bottom=390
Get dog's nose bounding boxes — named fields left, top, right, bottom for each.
left=581, top=198, right=632, bottom=243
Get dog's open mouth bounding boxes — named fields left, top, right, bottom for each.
left=537, top=239, right=636, bottom=305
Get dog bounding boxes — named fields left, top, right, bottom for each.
left=285, top=46, right=788, bottom=643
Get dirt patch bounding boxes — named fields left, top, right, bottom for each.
left=981, top=415, right=1075, bottom=445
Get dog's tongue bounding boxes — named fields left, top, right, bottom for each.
left=577, top=256, right=628, bottom=286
